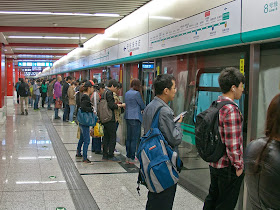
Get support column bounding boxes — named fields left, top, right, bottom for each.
left=15, top=67, right=19, bottom=84
left=0, top=44, right=6, bottom=124
left=6, top=58, right=14, bottom=107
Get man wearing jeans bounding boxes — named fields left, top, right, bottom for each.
left=54, top=76, right=62, bottom=119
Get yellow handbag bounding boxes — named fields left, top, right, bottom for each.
left=94, top=123, right=104, bottom=137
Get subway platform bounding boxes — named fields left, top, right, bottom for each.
left=0, top=101, right=203, bottom=210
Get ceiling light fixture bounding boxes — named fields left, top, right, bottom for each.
left=0, top=11, right=120, bottom=17
left=13, top=48, right=72, bottom=51
left=7, top=36, right=87, bottom=39
left=149, top=16, right=174, bottom=20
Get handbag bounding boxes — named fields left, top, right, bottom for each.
left=77, top=108, right=97, bottom=127
left=93, top=123, right=104, bottom=137
left=55, top=98, right=62, bottom=109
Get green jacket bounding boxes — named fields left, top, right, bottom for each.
left=41, top=84, right=47, bottom=93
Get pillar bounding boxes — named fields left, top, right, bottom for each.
left=0, top=44, right=6, bottom=124
left=6, top=58, right=14, bottom=106
left=15, top=67, right=19, bottom=84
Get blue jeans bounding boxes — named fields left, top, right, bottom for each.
left=126, top=119, right=141, bottom=160
left=29, top=97, right=33, bottom=107
left=69, top=105, right=75, bottom=122
left=92, top=137, right=102, bottom=152
left=77, top=124, right=90, bottom=161
left=48, top=96, right=53, bottom=108
left=34, top=95, right=40, bottom=109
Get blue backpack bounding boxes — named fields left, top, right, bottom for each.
left=137, top=107, right=183, bottom=193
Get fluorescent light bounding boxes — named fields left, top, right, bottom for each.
left=0, top=11, right=120, bottom=17
left=7, top=36, right=87, bottom=40
left=149, top=16, right=173, bottom=20
left=13, top=48, right=72, bottom=51
left=93, top=13, right=120, bottom=17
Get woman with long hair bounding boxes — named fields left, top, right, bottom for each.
left=76, top=80, right=95, bottom=164
left=244, top=93, right=280, bottom=209
left=124, top=79, right=146, bottom=164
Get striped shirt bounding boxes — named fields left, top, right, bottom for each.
left=210, top=96, right=244, bottom=170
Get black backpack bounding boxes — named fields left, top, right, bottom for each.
left=195, top=100, right=238, bottom=162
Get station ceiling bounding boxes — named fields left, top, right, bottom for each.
left=0, top=0, right=151, bottom=62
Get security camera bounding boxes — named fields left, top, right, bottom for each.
left=79, top=43, right=84, bottom=48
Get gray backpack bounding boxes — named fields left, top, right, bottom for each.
left=97, top=90, right=113, bottom=124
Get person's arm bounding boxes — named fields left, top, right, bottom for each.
left=159, top=107, right=182, bottom=148
left=106, top=91, right=118, bottom=110
left=222, top=106, right=243, bottom=172
left=136, top=92, right=146, bottom=110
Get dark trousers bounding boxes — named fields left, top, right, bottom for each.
left=41, top=92, right=47, bottom=107
left=126, top=119, right=141, bottom=160
left=203, top=166, right=244, bottom=210
left=92, top=137, right=102, bottom=152
left=103, top=121, right=116, bottom=158
left=63, top=103, right=70, bottom=121
left=146, top=184, right=177, bottom=210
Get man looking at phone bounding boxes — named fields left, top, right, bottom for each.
left=142, top=74, right=183, bottom=210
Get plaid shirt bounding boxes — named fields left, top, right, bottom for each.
left=210, top=96, right=244, bottom=170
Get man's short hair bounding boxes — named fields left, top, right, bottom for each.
left=218, top=67, right=245, bottom=93
left=154, top=74, right=176, bottom=96
left=107, top=79, right=118, bottom=88
left=66, top=76, right=73, bottom=81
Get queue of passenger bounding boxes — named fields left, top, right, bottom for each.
left=15, top=69, right=280, bottom=210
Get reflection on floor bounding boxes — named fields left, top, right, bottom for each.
left=0, top=103, right=204, bottom=210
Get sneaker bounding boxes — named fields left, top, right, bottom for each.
left=114, top=149, right=120, bottom=155
left=47, top=107, right=52, bottom=110
left=21, top=112, right=24, bottom=115
left=25, top=109, right=28, bottom=115
left=54, top=116, right=61, bottom=120
left=128, top=159, right=136, bottom=164
left=83, top=159, right=93, bottom=164
left=108, top=156, right=121, bottom=163
left=75, top=154, right=82, bottom=158
left=69, top=121, right=75, bottom=124
left=125, top=157, right=130, bottom=164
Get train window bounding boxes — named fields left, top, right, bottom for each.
left=199, top=73, right=220, bottom=87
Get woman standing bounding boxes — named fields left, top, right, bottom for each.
left=68, top=82, right=76, bottom=123
left=41, top=80, right=47, bottom=108
left=124, top=79, right=146, bottom=164
left=244, top=93, right=280, bottom=209
left=76, top=80, right=95, bottom=164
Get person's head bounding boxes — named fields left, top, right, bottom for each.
left=265, top=94, right=280, bottom=140
left=25, top=78, right=28, bottom=83
left=98, top=83, right=105, bottom=95
left=36, top=79, right=40, bottom=84
left=66, top=76, right=73, bottom=83
left=92, top=78, right=98, bottom=84
left=42, top=80, right=45, bottom=85
left=107, top=79, right=119, bottom=93
left=19, top=78, right=24, bottom=83
left=80, top=80, right=94, bottom=95
left=71, top=81, right=76, bottom=87
left=130, top=78, right=141, bottom=91
left=218, top=67, right=245, bottom=100
left=57, top=75, right=62, bottom=82
left=154, top=74, right=176, bottom=103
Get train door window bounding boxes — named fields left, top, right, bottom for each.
left=142, top=61, right=155, bottom=105
left=195, top=69, right=244, bottom=121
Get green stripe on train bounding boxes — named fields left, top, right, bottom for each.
left=242, top=25, right=280, bottom=43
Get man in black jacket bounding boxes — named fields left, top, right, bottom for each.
left=62, top=76, right=73, bottom=121
left=102, top=79, right=125, bottom=162
left=18, top=78, right=30, bottom=115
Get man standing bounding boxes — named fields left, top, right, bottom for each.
left=102, top=79, right=125, bottom=162
left=203, top=67, right=245, bottom=210
left=47, top=79, right=55, bottom=110
left=62, top=76, right=72, bottom=122
left=33, top=80, right=41, bottom=110
left=18, top=78, right=29, bottom=115
left=143, top=74, right=183, bottom=210
left=54, top=76, right=62, bottom=119
left=15, top=80, right=21, bottom=104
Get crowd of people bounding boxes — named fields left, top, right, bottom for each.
left=14, top=68, right=280, bottom=210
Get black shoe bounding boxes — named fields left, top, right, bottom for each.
left=47, top=108, right=52, bottom=110
left=83, top=159, right=93, bottom=164
left=21, top=112, right=24, bottom=115
left=76, top=154, right=82, bottom=158
left=25, top=110, right=28, bottom=115
left=107, top=157, right=121, bottom=163
left=95, top=151, right=102, bottom=154
left=54, top=116, right=61, bottom=119
left=102, top=156, right=108, bottom=161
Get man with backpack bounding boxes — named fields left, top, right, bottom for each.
left=198, top=67, right=245, bottom=210
left=18, top=78, right=30, bottom=115
left=141, top=74, right=183, bottom=210
left=98, top=79, right=125, bottom=162
left=15, top=80, right=21, bottom=104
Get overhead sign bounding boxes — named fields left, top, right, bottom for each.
left=18, top=62, right=53, bottom=67
left=149, top=0, right=241, bottom=52
left=242, top=0, right=280, bottom=32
